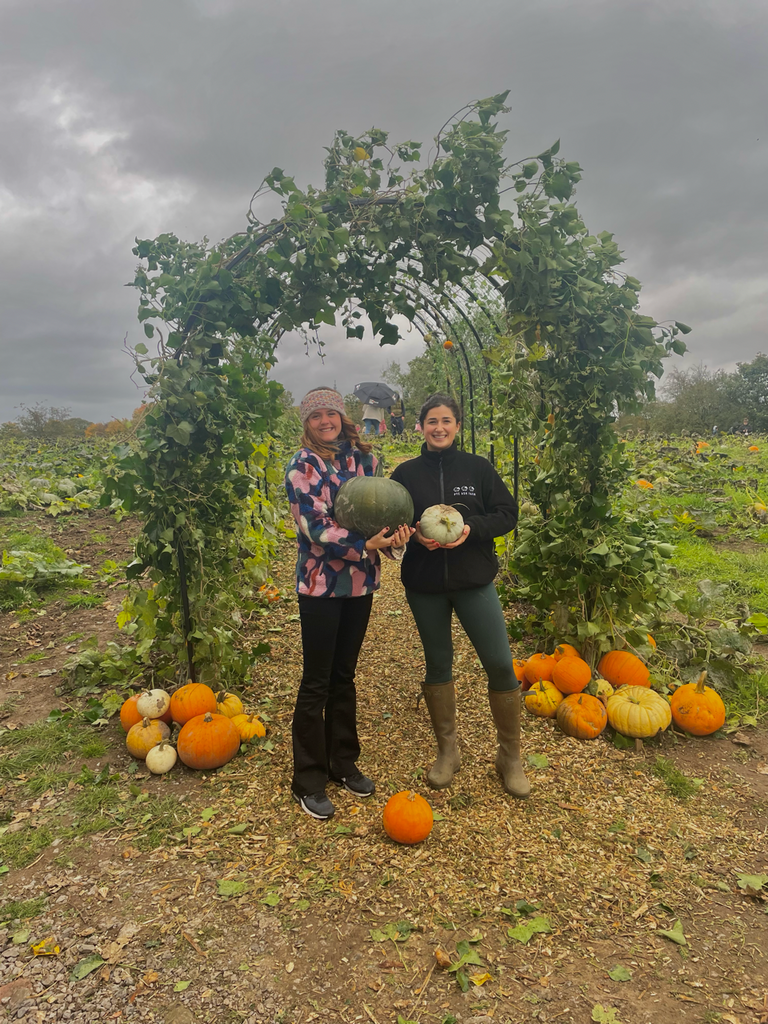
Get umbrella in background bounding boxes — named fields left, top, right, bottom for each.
left=353, top=381, right=398, bottom=406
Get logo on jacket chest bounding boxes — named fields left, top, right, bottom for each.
left=453, top=485, right=476, bottom=496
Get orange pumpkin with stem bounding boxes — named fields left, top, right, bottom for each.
left=670, top=670, right=725, bottom=736
left=523, top=653, right=556, bottom=687
left=598, top=650, right=650, bottom=688
left=176, top=712, right=241, bottom=770
left=120, top=694, right=172, bottom=732
left=231, top=713, right=266, bottom=741
left=382, top=791, right=433, bottom=845
left=552, top=656, right=591, bottom=695
left=126, top=717, right=170, bottom=759
left=216, top=690, right=244, bottom=719
left=556, top=693, right=607, bottom=740
left=170, top=683, right=218, bottom=725
left=553, top=643, right=580, bottom=661
left=524, top=679, right=564, bottom=718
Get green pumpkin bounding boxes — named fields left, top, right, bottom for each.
left=334, top=477, right=414, bottom=538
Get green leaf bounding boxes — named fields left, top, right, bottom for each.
left=200, top=807, right=217, bottom=820
left=173, top=980, right=191, bottom=992
left=608, top=965, right=632, bottom=982
left=656, top=919, right=687, bottom=945
left=227, top=823, right=249, bottom=835
left=262, top=893, right=280, bottom=906
left=506, top=915, right=552, bottom=944
left=527, top=753, right=550, bottom=769
left=736, top=873, right=768, bottom=892
left=12, top=927, right=31, bottom=945
left=448, top=939, right=484, bottom=972
left=591, top=1006, right=621, bottom=1023
left=134, top=342, right=148, bottom=355
left=70, top=955, right=105, bottom=981
left=217, top=879, right=248, bottom=897
left=674, top=321, right=692, bottom=334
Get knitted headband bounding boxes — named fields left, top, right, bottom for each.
left=299, top=388, right=346, bottom=424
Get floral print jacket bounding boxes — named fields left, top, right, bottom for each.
left=285, top=441, right=382, bottom=597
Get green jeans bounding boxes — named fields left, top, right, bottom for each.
left=405, top=583, right=519, bottom=692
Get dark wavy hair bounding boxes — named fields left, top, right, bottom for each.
left=418, top=393, right=462, bottom=426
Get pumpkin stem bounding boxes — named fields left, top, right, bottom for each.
left=694, top=670, right=708, bottom=694
left=142, top=717, right=151, bottom=727
left=407, top=791, right=416, bottom=802
left=203, top=713, right=213, bottom=722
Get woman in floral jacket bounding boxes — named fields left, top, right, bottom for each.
left=285, top=387, right=411, bottom=819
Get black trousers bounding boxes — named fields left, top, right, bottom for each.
left=291, top=593, right=374, bottom=796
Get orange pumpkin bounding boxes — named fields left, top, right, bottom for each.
left=670, top=671, right=725, bottom=736
left=170, top=683, right=218, bottom=725
left=553, top=643, right=580, bottom=661
left=524, top=679, right=564, bottom=718
left=443, top=339, right=454, bottom=351
left=126, top=716, right=170, bottom=759
left=176, top=712, right=241, bottom=770
left=230, top=712, right=266, bottom=741
left=556, top=693, right=607, bottom=740
left=552, top=656, right=591, bottom=695
left=216, top=690, right=244, bottom=719
left=382, top=791, right=433, bottom=845
left=513, top=659, right=527, bottom=683
left=523, top=653, right=556, bottom=687
left=598, top=650, right=650, bottom=689
left=120, top=693, right=172, bottom=732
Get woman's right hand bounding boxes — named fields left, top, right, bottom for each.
left=414, top=521, right=440, bottom=550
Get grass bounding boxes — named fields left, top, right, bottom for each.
left=0, top=825, right=54, bottom=868
left=0, top=720, right=108, bottom=790
left=0, top=896, right=48, bottom=924
left=650, top=756, right=703, bottom=799
left=66, top=593, right=104, bottom=609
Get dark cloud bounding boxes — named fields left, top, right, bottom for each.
left=1, top=0, right=766, bottom=422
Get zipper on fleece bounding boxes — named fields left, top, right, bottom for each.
left=439, top=456, right=449, bottom=589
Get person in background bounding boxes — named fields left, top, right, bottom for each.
left=361, top=401, right=384, bottom=434
left=285, top=387, right=412, bottom=820
left=391, top=393, right=529, bottom=799
left=389, top=394, right=405, bottom=436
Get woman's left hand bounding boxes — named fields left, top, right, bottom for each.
left=441, top=524, right=471, bottom=549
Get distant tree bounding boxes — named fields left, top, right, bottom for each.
left=344, top=394, right=362, bottom=423
left=0, top=421, right=22, bottom=439
left=382, top=353, right=442, bottom=421
left=725, top=352, right=768, bottom=431
left=644, top=365, right=739, bottom=435
left=15, top=402, right=91, bottom=439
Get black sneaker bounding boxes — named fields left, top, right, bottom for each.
left=329, top=772, right=376, bottom=797
left=292, top=791, right=335, bottom=820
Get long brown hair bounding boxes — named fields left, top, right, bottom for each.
left=302, top=413, right=373, bottom=462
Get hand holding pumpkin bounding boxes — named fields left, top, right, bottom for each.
left=365, top=524, right=413, bottom=552
left=441, top=524, right=470, bottom=548
left=414, top=521, right=440, bottom=550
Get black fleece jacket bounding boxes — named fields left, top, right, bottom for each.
left=390, top=443, right=517, bottom=593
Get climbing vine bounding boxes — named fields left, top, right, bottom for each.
left=105, top=91, right=687, bottom=685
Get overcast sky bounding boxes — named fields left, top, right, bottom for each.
left=1, top=0, right=766, bottom=424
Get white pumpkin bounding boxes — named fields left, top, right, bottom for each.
left=145, top=740, right=177, bottom=775
left=419, top=504, right=465, bottom=545
left=136, top=688, right=171, bottom=719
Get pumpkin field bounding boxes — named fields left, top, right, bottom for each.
left=1, top=431, right=767, bottom=1024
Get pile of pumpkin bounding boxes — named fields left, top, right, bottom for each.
left=119, top=682, right=266, bottom=774
left=518, top=645, right=725, bottom=741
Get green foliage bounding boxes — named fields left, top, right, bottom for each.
left=0, top=534, right=86, bottom=611
left=649, top=756, right=703, bottom=800
left=112, top=91, right=684, bottom=682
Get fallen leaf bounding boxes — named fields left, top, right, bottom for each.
left=592, top=1006, right=621, bottom=1023
left=216, top=879, right=248, bottom=898
left=657, top=919, right=687, bottom=946
left=71, top=955, right=105, bottom=980
left=435, top=948, right=452, bottom=969
left=31, top=936, right=60, bottom=956
left=507, top=915, right=552, bottom=944
left=736, top=873, right=768, bottom=892
left=527, top=753, right=549, bottom=769
left=731, top=732, right=753, bottom=747
left=173, top=980, right=191, bottom=992
left=470, top=972, right=492, bottom=986
left=12, top=927, right=31, bottom=945
left=608, top=965, right=632, bottom=982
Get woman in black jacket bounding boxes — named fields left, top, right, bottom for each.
left=391, top=394, right=529, bottom=798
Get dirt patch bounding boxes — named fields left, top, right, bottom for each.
left=1, top=514, right=767, bottom=1024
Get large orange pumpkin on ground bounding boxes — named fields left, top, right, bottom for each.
left=176, top=712, right=241, bottom=770
left=523, top=653, right=556, bottom=687
left=598, top=650, right=650, bottom=688
left=670, top=671, right=725, bottom=736
left=382, top=791, right=433, bottom=845
left=170, top=683, right=218, bottom=725
left=556, top=693, right=607, bottom=740
left=552, top=656, right=591, bottom=695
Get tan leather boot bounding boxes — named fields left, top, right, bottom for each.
left=421, top=681, right=461, bottom=789
left=488, top=688, right=530, bottom=798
